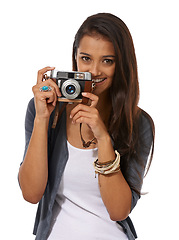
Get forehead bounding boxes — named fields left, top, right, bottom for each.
left=77, top=34, right=115, bottom=56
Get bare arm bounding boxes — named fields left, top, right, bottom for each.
left=96, top=112, right=153, bottom=221
left=70, top=92, right=132, bottom=221
left=19, top=67, right=61, bottom=204
left=67, top=92, right=153, bottom=222
left=97, top=136, right=132, bottom=221
left=19, top=117, right=49, bottom=204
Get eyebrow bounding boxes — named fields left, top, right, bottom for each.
left=103, top=55, right=116, bottom=58
left=80, top=52, right=91, bottom=56
left=80, top=52, right=115, bottom=58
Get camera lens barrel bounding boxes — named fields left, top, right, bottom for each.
left=61, top=79, right=81, bottom=99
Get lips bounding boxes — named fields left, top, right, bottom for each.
left=93, top=78, right=106, bottom=83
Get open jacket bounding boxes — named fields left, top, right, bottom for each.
left=21, top=98, right=153, bottom=240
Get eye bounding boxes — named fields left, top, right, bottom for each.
left=81, top=56, right=91, bottom=62
left=103, top=59, right=115, bottom=65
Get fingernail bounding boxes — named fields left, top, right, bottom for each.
left=70, top=115, right=72, bottom=119
left=82, top=92, right=87, bottom=96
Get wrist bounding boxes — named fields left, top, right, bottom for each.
left=34, top=116, right=49, bottom=129
left=97, top=133, right=112, bottom=146
left=97, top=134, right=116, bottom=163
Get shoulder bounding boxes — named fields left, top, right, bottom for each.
left=137, top=108, right=155, bottom=155
left=139, top=109, right=154, bottom=127
left=138, top=109, right=154, bottom=139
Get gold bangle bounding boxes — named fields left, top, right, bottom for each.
left=93, top=150, right=120, bottom=176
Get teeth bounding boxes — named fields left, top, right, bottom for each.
left=93, top=78, right=105, bottom=83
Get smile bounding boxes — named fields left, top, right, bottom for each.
left=93, top=78, right=106, bottom=83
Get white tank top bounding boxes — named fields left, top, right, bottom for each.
left=48, top=141, right=128, bottom=240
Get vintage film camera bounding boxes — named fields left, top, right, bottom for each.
left=50, top=70, right=92, bottom=104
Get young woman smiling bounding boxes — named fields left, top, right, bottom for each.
left=18, top=13, right=155, bottom=240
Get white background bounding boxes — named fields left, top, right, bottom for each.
left=0, top=0, right=179, bottom=239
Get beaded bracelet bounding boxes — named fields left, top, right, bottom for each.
left=93, top=150, right=120, bottom=176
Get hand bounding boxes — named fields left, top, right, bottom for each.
left=32, top=66, right=61, bottom=119
left=69, top=92, right=109, bottom=141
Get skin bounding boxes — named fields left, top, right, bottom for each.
left=18, top=35, right=132, bottom=221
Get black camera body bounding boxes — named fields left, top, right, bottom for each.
left=50, top=70, right=92, bottom=103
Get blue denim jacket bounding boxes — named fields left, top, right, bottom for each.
left=22, top=98, right=153, bottom=240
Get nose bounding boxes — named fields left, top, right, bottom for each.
left=90, top=62, right=101, bottom=77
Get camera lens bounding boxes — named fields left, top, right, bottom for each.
left=61, top=79, right=81, bottom=99
left=66, top=85, right=76, bottom=95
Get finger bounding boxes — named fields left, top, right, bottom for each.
left=37, top=66, right=55, bottom=84
left=40, top=91, right=57, bottom=106
left=43, top=79, right=61, bottom=97
left=73, top=114, right=99, bottom=130
left=43, top=86, right=57, bottom=106
left=82, top=92, right=99, bottom=107
left=34, top=78, right=61, bottom=97
left=70, top=104, right=91, bottom=119
left=47, top=93, right=57, bottom=106
left=73, top=116, right=92, bottom=125
left=72, top=110, right=92, bottom=123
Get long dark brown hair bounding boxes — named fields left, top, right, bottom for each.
left=72, top=13, right=155, bottom=195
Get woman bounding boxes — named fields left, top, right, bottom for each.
left=18, top=13, right=155, bottom=240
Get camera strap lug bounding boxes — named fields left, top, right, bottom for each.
left=91, top=81, right=96, bottom=92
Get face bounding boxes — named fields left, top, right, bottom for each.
left=76, top=34, right=116, bottom=96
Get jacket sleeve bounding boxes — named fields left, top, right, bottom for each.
left=129, top=111, right=154, bottom=211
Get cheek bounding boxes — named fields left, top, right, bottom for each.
left=76, top=59, right=86, bottom=72
left=108, top=65, right=116, bottom=78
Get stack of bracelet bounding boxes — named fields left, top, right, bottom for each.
left=93, top=150, right=120, bottom=177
